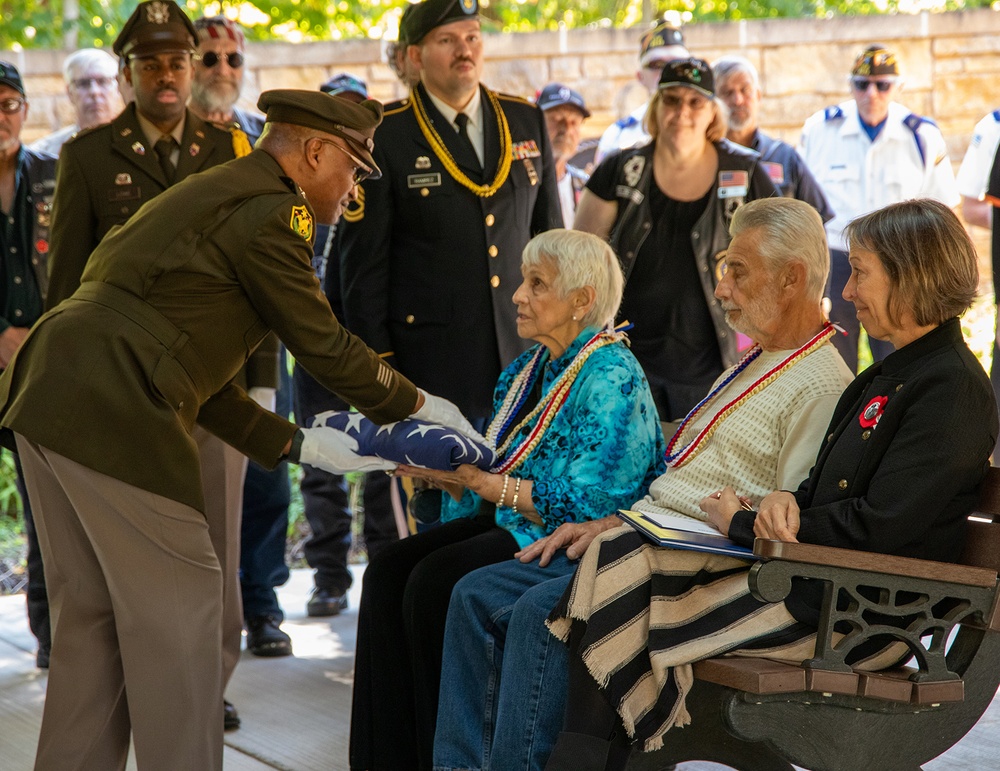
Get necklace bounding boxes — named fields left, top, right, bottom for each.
left=488, top=330, right=622, bottom=475
left=665, top=324, right=837, bottom=468
left=411, top=85, right=513, bottom=198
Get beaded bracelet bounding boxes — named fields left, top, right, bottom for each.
left=499, top=474, right=510, bottom=508
left=512, top=477, right=522, bottom=514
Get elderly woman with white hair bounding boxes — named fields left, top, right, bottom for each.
left=350, top=229, right=666, bottom=771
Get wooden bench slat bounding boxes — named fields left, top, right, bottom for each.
left=753, top=539, right=998, bottom=587
left=694, top=657, right=965, bottom=704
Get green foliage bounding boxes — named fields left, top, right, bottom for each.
left=1, top=0, right=996, bottom=50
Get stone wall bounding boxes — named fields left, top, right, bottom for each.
left=12, top=7, right=1000, bottom=162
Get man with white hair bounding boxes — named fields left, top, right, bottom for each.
left=30, top=48, right=122, bottom=156
left=713, top=55, right=832, bottom=222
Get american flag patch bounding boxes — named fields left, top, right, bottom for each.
left=717, top=169, right=749, bottom=199
left=763, top=162, right=785, bottom=185
left=512, top=140, right=540, bottom=160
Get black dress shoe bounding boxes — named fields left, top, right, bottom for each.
left=224, top=700, right=241, bottom=731
left=306, top=587, right=348, bottom=617
left=245, top=615, right=293, bottom=657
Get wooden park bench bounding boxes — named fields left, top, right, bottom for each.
left=628, top=466, right=1000, bottom=771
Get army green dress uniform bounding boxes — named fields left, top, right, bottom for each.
left=0, top=140, right=418, bottom=768
left=44, top=102, right=237, bottom=309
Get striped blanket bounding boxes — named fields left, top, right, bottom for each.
left=547, top=526, right=906, bottom=751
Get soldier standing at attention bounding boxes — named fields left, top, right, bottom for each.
left=339, top=0, right=562, bottom=435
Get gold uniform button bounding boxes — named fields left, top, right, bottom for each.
left=485, top=214, right=495, bottom=226
left=490, top=275, right=500, bottom=288
left=405, top=314, right=415, bottom=324
left=488, top=245, right=498, bottom=257
left=838, top=479, right=848, bottom=490
left=895, top=384, right=903, bottom=392
left=827, top=433, right=834, bottom=443
left=420, top=188, right=429, bottom=197
left=861, top=429, right=871, bottom=440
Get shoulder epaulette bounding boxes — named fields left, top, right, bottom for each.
left=496, top=91, right=534, bottom=107
left=903, top=113, right=930, bottom=167
left=991, top=109, right=1000, bottom=123
left=63, top=123, right=104, bottom=144
left=824, top=106, right=844, bottom=121
left=384, top=97, right=414, bottom=118
left=615, top=115, right=638, bottom=130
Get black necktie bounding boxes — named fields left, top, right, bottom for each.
left=154, top=136, right=177, bottom=184
left=454, top=113, right=481, bottom=169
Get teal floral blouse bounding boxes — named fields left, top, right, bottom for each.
left=442, top=326, right=666, bottom=549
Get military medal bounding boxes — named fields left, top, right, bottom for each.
left=131, top=141, right=145, bottom=156
left=859, top=395, right=887, bottom=429
left=415, top=156, right=431, bottom=169
left=523, top=158, right=538, bottom=186
left=35, top=239, right=49, bottom=254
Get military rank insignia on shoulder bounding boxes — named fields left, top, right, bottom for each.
left=289, top=204, right=314, bottom=242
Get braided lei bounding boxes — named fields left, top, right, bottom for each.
left=487, top=330, right=623, bottom=475
left=665, top=323, right=837, bottom=468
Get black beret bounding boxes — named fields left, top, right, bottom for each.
left=400, top=0, right=479, bottom=46
left=114, top=0, right=197, bottom=60
left=258, top=89, right=384, bottom=179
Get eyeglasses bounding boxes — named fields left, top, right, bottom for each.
left=851, top=77, right=896, bottom=93
left=70, top=76, right=116, bottom=91
left=198, top=51, right=245, bottom=69
left=316, top=139, right=373, bottom=186
left=0, top=97, right=25, bottom=115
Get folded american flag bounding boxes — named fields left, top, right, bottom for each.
left=309, top=411, right=496, bottom=471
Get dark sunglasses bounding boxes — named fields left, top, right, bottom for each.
left=851, top=77, right=895, bottom=93
left=0, top=97, right=25, bottom=115
left=199, top=51, right=244, bottom=69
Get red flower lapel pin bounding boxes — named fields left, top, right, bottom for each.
left=859, top=395, right=888, bottom=429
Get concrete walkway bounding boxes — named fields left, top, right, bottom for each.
left=0, top=567, right=997, bottom=770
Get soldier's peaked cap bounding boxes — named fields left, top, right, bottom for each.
left=258, top=89, right=384, bottom=180
left=113, top=0, right=197, bottom=60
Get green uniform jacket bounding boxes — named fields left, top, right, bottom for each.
left=0, top=151, right=418, bottom=513
left=44, top=103, right=280, bottom=390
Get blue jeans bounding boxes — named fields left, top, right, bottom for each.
left=433, top=555, right=576, bottom=771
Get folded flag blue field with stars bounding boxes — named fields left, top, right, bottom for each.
left=310, top=411, right=496, bottom=471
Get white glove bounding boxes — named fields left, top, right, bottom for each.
left=412, top=389, right=488, bottom=446
left=248, top=387, right=277, bottom=412
left=297, top=426, right=395, bottom=474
